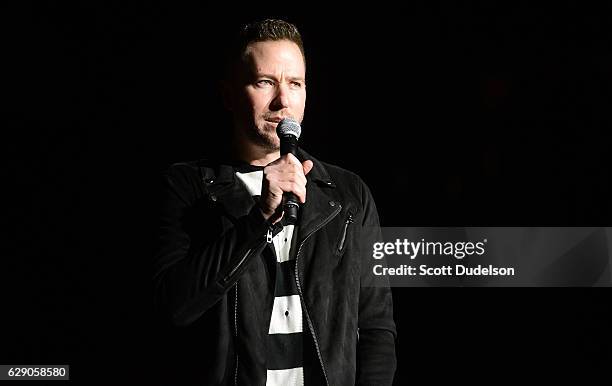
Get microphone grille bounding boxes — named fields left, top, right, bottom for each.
left=276, top=118, right=301, bottom=139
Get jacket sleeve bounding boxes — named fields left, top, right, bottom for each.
left=356, top=179, right=397, bottom=385
left=153, top=164, right=272, bottom=327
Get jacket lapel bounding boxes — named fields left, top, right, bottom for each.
left=200, top=150, right=340, bottom=238
left=202, top=162, right=256, bottom=223
left=295, top=149, right=341, bottom=245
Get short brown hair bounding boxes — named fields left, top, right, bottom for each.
left=224, top=19, right=305, bottom=77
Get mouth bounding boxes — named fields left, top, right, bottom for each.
left=265, top=118, right=283, bottom=123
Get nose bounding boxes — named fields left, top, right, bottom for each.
left=270, top=83, right=290, bottom=111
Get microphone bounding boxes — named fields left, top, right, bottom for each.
left=276, top=118, right=302, bottom=225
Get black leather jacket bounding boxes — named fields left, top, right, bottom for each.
left=153, top=149, right=396, bottom=385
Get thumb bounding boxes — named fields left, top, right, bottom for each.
left=302, top=159, right=314, bottom=175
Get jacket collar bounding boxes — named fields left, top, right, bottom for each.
left=199, top=148, right=341, bottom=240
left=294, top=149, right=341, bottom=243
left=295, top=148, right=336, bottom=188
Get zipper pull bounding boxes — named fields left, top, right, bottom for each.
left=266, top=227, right=274, bottom=243
left=347, top=214, right=354, bottom=224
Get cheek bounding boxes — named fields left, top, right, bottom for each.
left=293, top=92, right=306, bottom=110
left=244, top=89, right=271, bottom=113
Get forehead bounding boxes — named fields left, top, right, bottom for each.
left=242, top=40, right=306, bottom=75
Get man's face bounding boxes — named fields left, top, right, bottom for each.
left=228, top=40, right=306, bottom=151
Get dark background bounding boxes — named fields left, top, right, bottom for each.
left=5, top=2, right=611, bottom=384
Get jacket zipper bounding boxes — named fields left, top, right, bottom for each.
left=294, top=204, right=342, bottom=386
left=223, top=226, right=275, bottom=283
left=231, top=210, right=338, bottom=385
left=234, top=284, right=239, bottom=386
left=231, top=226, right=275, bottom=384
left=224, top=247, right=253, bottom=283
left=337, top=213, right=354, bottom=253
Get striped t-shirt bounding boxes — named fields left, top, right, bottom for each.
left=235, top=168, right=304, bottom=386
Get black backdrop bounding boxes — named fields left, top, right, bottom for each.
left=5, top=2, right=611, bottom=384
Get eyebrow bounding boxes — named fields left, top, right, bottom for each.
left=256, top=74, right=306, bottom=82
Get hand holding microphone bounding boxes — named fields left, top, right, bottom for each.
left=259, top=118, right=313, bottom=224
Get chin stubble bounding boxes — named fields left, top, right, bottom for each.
left=246, top=124, right=279, bottom=152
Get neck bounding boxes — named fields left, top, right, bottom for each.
left=232, top=135, right=280, bottom=166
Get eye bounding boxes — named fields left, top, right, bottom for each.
left=256, top=79, right=274, bottom=87
left=290, top=81, right=304, bottom=89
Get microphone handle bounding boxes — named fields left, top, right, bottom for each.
left=283, top=194, right=300, bottom=225
left=280, top=134, right=300, bottom=225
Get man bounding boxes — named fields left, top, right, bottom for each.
left=154, top=19, right=396, bottom=385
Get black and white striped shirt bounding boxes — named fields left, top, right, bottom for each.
left=235, top=168, right=304, bottom=386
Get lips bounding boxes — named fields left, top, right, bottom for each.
left=265, top=117, right=283, bottom=123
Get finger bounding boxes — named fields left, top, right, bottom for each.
left=271, top=170, right=305, bottom=185
left=275, top=156, right=306, bottom=179
left=266, top=156, right=284, bottom=167
left=293, top=185, right=306, bottom=203
left=284, top=153, right=301, bottom=167
left=302, top=160, right=314, bottom=175
left=279, top=181, right=306, bottom=203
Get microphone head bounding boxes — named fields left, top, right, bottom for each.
left=276, top=118, right=301, bottom=139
